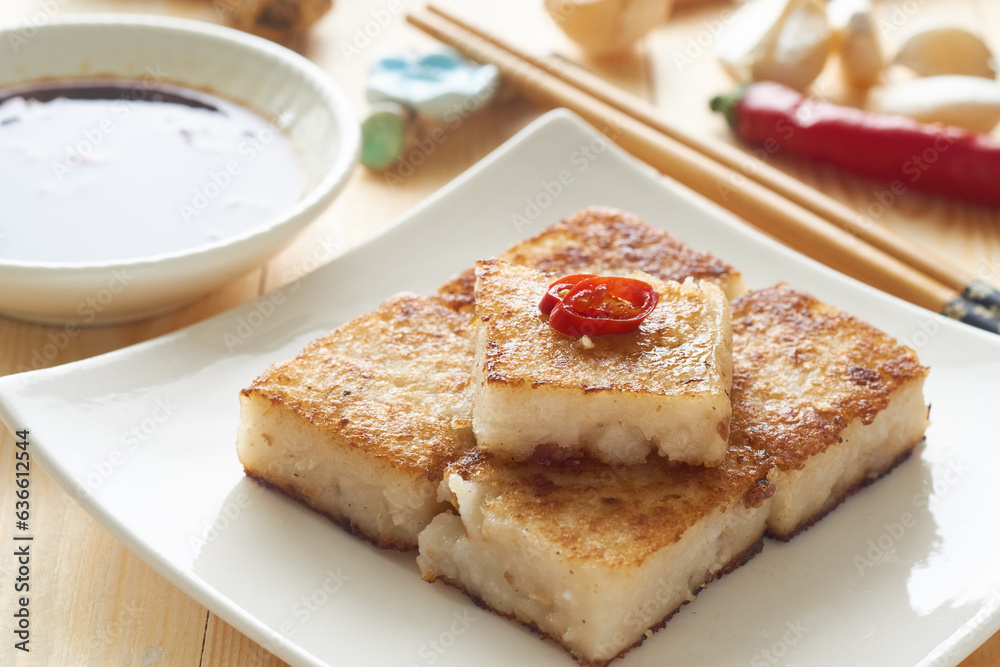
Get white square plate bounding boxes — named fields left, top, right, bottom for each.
left=2, top=110, right=1000, bottom=667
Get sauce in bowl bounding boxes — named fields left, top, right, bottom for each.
left=0, top=79, right=304, bottom=263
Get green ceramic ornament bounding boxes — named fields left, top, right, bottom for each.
left=361, top=102, right=407, bottom=170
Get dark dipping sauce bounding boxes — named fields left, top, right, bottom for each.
left=0, top=79, right=304, bottom=263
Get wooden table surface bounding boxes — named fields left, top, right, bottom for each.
left=1, top=0, right=998, bottom=665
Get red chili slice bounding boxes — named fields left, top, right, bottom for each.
left=547, top=276, right=659, bottom=337
left=538, top=274, right=596, bottom=315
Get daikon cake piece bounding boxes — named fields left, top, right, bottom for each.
left=729, top=284, right=931, bottom=539
left=470, top=260, right=733, bottom=466
left=417, top=447, right=775, bottom=666
left=438, top=206, right=746, bottom=311
left=236, top=293, right=476, bottom=550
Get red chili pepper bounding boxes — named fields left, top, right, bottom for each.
left=545, top=276, right=658, bottom=337
left=710, top=81, right=1000, bottom=208
left=539, top=274, right=595, bottom=315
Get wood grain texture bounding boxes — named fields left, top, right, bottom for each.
left=202, top=615, right=288, bottom=667
left=0, top=0, right=998, bottom=665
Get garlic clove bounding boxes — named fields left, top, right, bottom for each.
left=717, top=0, right=796, bottom=82
left=894, top=26, right=997, bottom=79
left=717, top=0, right=832, bottom=91
left=545, top=0, right=672, bottom=55
left=828, top=0, right=883, bottom=89
left=869, top=75, right=1000, bottom=134
left=767, top=0, right=832, bottom=89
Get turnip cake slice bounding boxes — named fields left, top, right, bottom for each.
left=471, top=259, right=733, bottom=466
left=417, top=284, right=930, bottom=665
left=236, top=293, right=475, bottom=550
left=417, top=446, right=775, bottom=666
left=438, top=206, right=746, bottom=311
left=730, top=284, right=930, bottom=539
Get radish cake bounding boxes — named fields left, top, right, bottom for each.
left=236, top=293, right=476, bottom=550
left=438, top=206, right=747, bottom=311
left=729, top=284, right=930, bottom=539
left=417, top=284, right=930, bottom=666
left=470, top=259, right=733, bottom=466
left=417, top=446, right=775, bottom=666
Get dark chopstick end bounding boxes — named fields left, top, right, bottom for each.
left=941, top=296, right=1000, bottom=335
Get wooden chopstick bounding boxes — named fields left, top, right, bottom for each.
left=407, top=8, right=1000, bottom=333
left=425, top=4, right=997, bottom=302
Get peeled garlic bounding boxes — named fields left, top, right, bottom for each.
left=869, top=75, right=1000, bottom=133
left=895, top=26, right=997, bottom=79
left=828, top=0, right=883, bottom=89
left=545, top=0, right=672, bottom=55
left=717, top=0, right=832, bottom=91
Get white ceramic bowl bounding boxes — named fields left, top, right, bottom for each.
left=0, top=14, right=359, bottom=325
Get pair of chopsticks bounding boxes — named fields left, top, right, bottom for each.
left=407, top=6, right=1000, bottom=335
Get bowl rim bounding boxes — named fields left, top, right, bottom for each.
left=0, top=12, right=360, bottom=272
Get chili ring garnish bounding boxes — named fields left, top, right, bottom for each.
left=538, top=274, right=596, bottom=315
left=544, top=275, right=659, bottom=337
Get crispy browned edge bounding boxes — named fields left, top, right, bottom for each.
left=424, top=535, right=765, bottom=667
left=426, top=440, right=922, bottom=664
left=730, top=283, right=930, bottom=472
left=243, top=470, right=415, bottom=552
left=237, top=211, right=930, bottom=662
left=239, top=293, right=474, bottom=485
left=437, top=206, right=742, bottom=311
left=425, top=282, right=930, bottom=663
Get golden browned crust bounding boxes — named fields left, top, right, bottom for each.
left=475, top=259, right=732, bottom=397
left=443, top=282, right=928, bottom=569
left=446, top=446, right=771, bottom=570
left=426, top=535, right=766, bottom=667
left=729, top=284, right=929, bottom=473
left=241, top=293, right=476, bottom=482
left=437, top=267, right=478, bottom=313
left=438, top=206, right=744, bottom=309
left=244, top=470, right=414, bottom=551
